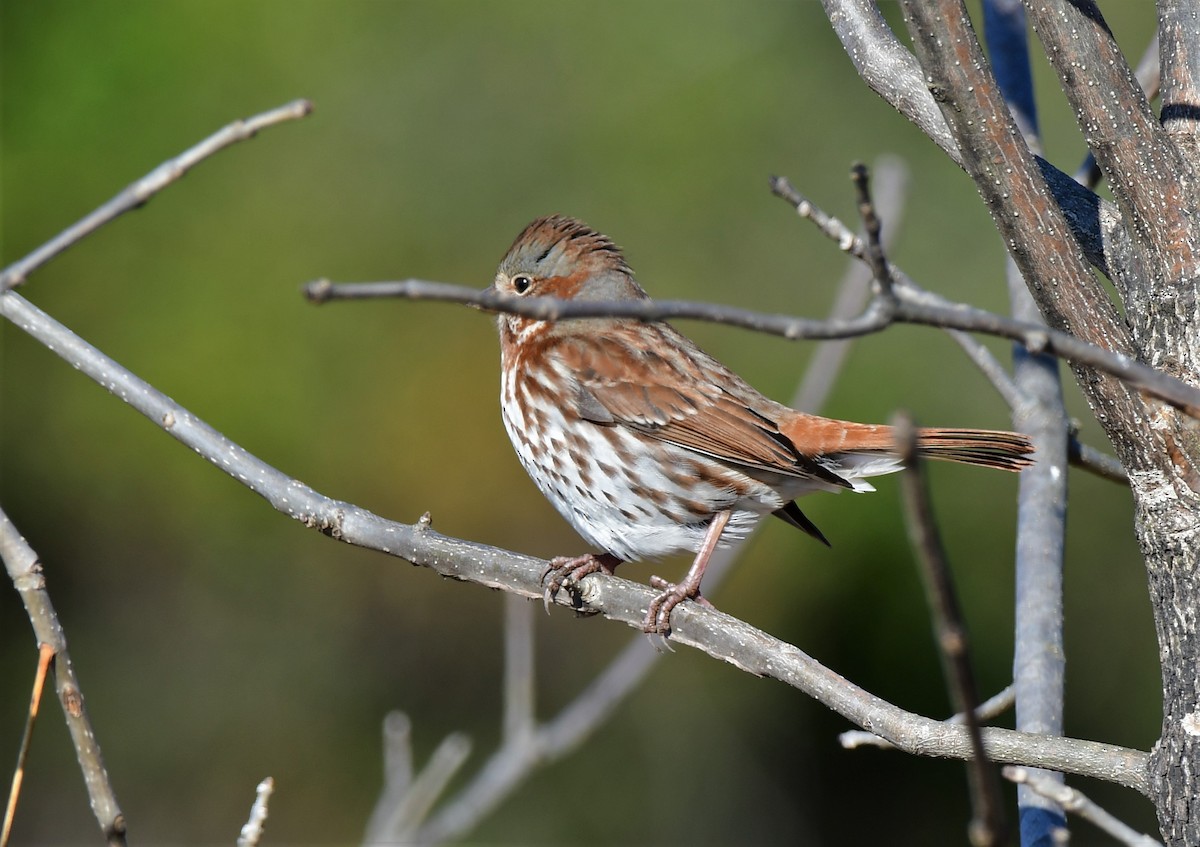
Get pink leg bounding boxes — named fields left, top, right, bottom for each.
left=643, top=510, right=731, bottom=635
left=540, top=552, right=621, bottom=612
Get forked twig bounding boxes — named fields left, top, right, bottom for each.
left=840, top=685, right=1015, bottom=751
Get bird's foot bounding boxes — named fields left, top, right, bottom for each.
left=643, top=574, right=714, bottom=637
left=540, top=552, right=620, bottom=612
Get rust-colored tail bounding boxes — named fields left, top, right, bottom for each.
left=779, top=413, right=1034, bottom=472
left=910, top=427, right=1035, bottom=471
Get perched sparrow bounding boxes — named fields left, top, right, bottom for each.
left=490, top=215, right=1033, bottom=635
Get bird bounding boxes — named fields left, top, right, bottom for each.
left=489, top=214, right=1033, bottom=635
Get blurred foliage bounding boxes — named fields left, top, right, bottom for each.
left=0, top=1, right=1160, bottom=844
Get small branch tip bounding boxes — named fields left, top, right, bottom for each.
left=304, top=278, right=333, bottom=303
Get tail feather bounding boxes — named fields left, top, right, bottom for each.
left=913, top=427, right=1035, bottom=471
left=778, top=413, right=1034, bottom=472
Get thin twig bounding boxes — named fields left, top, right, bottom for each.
left=850, top=163, right=894, bottom=294
left=0, top=99, right=313, bottom=292
left=791, top=157, right=907, bottom=413
left=1004, top=767, right=1163, bottom=847
left=0, top=508, right=126, bottom=845
left=237, top=777, right=275, bottom=847
left=840, top=685, right=1016, bottom=751
left=945, top=328, right=1024, bottom=410
left=2, top=644, right=55, bottom=847
left=363, top=713, right=415, bottom=841
left=305, top=277, right=897, bottom=340
left=1069, top=438, right=1128, bottom=484
left=896, top=414, right=1007, bottom=847
left=302, top=272, right=1200, bottom=419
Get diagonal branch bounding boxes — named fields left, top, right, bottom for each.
left=840, top=685, right=1016, bottom=751
left=819, top=0, right=1128, bottom=282
left=1021, top=1, right=1197, bottom=263
left=0, top=99, right=313, bottom=292
left=1004, top=767, right=1164, bottom=847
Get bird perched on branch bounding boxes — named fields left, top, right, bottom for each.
left=490, top=215, right=1033, bottom=635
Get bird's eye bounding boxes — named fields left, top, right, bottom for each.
left=512, top=275, right=533, bottom=294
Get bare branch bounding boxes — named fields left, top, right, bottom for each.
left=1075, top=33, right=1163, bottom=190
left=896, top=414, right=1007, bottom=846
left=819, top=0, right=1126, bottom=281
left=820, top=0, right=960, bottom=165
left=1069, top=438, right=1128, bottom=485
left=302, top=265, right=1200, bottom=420
left=1021, top=1, right=1196, bottom=262
left=944, top=327, right=1024, bottom=410
left=0, top=508, right=126, bottom=846
left=0, top=99, right=313, bottom=292
left=366, top=733, right=472, bottom=844
left=840, top=685, right=1016, bottom=751
left=363, top=713, right=416, bottom=841
left=1158, top=0, right=1200, bottom=164
left=1004, top=767, right=1164, bottom=847
left=305, top=276, right=897, bottom=340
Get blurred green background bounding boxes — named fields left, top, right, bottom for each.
left=1, top=1, right=1159, bottom=844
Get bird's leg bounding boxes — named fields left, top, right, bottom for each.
left=644, top=510, right=731, bottom=636
left=540, top=552, right=622, bottom=612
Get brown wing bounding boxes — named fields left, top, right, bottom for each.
left=550, top=325, right=854, bottom=490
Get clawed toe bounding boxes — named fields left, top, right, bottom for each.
left=539, top=552, right=619, bottom=612
left=642, top=577, right=709, bottom=637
